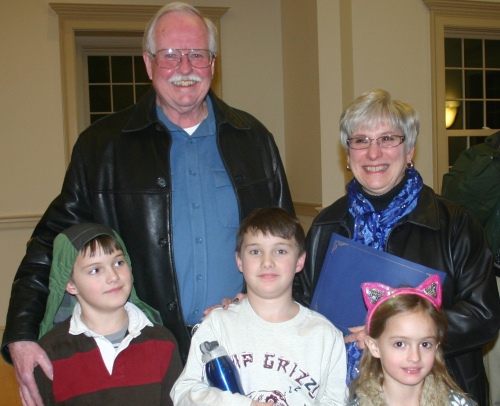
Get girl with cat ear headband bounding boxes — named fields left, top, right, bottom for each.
left=347, top=275, right=477, bottom=406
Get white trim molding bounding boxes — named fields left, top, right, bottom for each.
left=422, top=0, right=500, bottom=18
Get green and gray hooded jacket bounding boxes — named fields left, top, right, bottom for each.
left=39, top=223, right=162, bottom=338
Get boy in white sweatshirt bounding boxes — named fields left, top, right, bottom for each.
left=171, top=207, right=347, bottom=405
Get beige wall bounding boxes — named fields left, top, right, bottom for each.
left=350, top=0, right=432, bottom=191
left=2, top=0, right=498, bottom=326
left=281, top=0, right=432, bottom=208
left=316, top=0, right=432, bottom=205
left=281, top=1, right=322, bottom=206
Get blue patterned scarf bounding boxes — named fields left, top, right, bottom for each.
left=347, top=167, right=423, bottom=251
left=345, top=167, right=423, bottom=386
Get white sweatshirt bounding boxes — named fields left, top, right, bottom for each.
left=171, top=298, right=347, bottom=405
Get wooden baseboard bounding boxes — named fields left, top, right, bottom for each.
left=0, top=215, right=40, bottom=230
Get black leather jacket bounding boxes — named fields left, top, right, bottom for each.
left=2, top=88, right=294, bottom=362
left=295, top=185, right=500, bottom=405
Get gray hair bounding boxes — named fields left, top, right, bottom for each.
left=143, top=2, right=218, bottom=55
left=339, top=89, right=419, bottom=154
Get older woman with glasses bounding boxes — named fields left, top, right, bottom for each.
left=295, top=89, right=500, bottom=406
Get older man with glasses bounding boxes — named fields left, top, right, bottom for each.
left=1, top=2, right=294, bottom=405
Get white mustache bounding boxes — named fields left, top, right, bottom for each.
left=169, top=74, right=202, bottom=83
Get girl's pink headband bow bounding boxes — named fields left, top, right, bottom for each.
left=362, top=274, right=442, bottom=333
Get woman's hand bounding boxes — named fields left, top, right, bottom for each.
left=344, top=325, right=367, bottom=349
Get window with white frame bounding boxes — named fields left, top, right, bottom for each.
left=423, top=0, right=500, bottom=192
left=445, top=35, right=500, bottom=167
left=87, top=54, right=150, bottom=124
left=76, top=34, right=151, bottom=127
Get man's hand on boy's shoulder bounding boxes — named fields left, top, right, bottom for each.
left=9, top=341, right=53, bottom=406
left=202, top=293, right=246, bottom=317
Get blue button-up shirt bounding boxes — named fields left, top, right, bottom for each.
left=157, top=97, right=243, bottom=324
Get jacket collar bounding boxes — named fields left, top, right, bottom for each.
left=405, top=185, right=440, bottom=230
left=316, top=184, right=440, bottom=231
left=122, top=87, right=251, bottom=133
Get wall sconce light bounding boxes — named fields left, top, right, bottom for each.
left=445, top=101, right=460, bottom=128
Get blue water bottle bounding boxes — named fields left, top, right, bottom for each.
left=201, top=341, right=245, bottom=395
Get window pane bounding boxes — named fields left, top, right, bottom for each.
left=470, top=136, right=487, bottom=147
left=465, top=100, right=484, bottom=129
left=465, top=70, right=483, bottom=98
left=89, top=85, right=111, bottom=112
left=485, top=40, right=500, bottom=68
left=448, top=136, right=468, bottom=166
left=446, top=69, right=463, bottom=99
left=111, top=56, right=133, bottom=83
left=486, top=71, right=500, bottom=98
left=134, top=56, right=150, bottom=82
left=486, top=101, right=500, bottom=128
left=112, top=85, right=134, bottom=111
left=464, top=39, right=482, bottom=68
left=88, top=56, right=110, bottom=83
left=445, top=38, right=462, bottom=67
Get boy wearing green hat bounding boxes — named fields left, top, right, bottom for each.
left=34, top=223, right=182, bottom=405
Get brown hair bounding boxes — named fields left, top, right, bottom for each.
left=79, top=235, right=123, bottom=258
left=353, top=294, right=466, bottom=399
left=235, top=207, right=305, bottom=254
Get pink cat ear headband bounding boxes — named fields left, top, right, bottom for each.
left=361, top=274, right=442, bottom=333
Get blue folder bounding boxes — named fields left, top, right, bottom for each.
left=310, top=233, right=446, bottom=335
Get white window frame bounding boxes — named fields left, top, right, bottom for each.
left=76, top=35, right=146, bottom=129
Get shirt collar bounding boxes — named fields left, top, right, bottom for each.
left=156, top=95, right=215, bottom=138
left=69, top=302, right=153, bottom=338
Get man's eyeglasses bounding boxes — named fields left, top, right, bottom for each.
left=151, top=48, right=214, bottom=69
left=347, top=135, right=405, bottom=150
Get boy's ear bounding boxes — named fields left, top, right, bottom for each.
left=365, top=336, right=381, bottom=358
left=295, top=252, right=306, bottom=274
left=235, top=252, right=243, bottom=274
left=66, top=281, right=78, bottom=296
